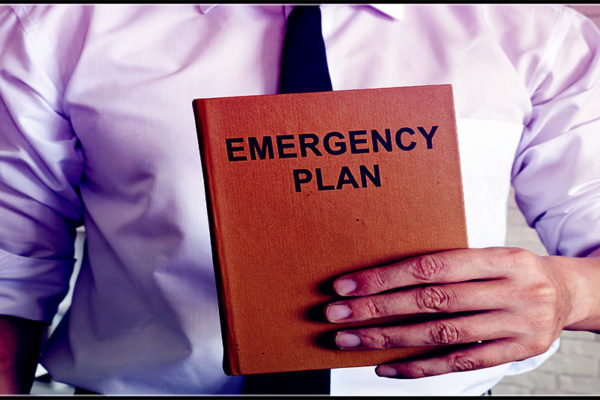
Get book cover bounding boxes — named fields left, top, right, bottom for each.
left=193, top=85, right=468, bottom=375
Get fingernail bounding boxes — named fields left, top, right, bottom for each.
left=326, top=303, right=352, bottom=321
left=335, top=332, right=361, bottom=348
left=376, top=365, right=399, bottom=377
left=334, top=278, right=357, bottom=295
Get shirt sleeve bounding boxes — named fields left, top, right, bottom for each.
left=512, top=6, right=600, bottom=258
left=0, top=6, right=84, bottom=322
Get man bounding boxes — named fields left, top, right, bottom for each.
left=0, top=4, right=599, bottom=396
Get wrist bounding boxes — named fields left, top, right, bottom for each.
left=551, top=252, right=600, bottom=331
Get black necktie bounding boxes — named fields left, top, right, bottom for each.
left=278, top=5, right=333, bottom=94
left=242, top=5, right=332, bottom=395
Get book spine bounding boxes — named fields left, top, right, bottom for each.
left=193, top=100, right=240, bottom=376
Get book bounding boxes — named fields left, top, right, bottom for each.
left=193, top=85, right=468, bottom=376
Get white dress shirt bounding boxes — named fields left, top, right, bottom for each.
left=0, top=3, right=599, bottom=395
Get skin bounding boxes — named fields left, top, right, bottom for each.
left=0, top=316, right=44, bottom=394
left=325, top=246, right=600, bottom=378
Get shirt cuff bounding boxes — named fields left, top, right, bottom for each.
left=0, top=247, right=74, bottom=323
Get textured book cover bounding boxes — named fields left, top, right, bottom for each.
left=193, top=85, right=468, bottom=375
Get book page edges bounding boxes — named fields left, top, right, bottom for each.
left=193, top=99, right=240, bottom=375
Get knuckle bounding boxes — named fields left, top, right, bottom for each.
left=413, top=364, right=432, bottom=378
left=357, top=331, right=377, bottom=348
left=416, top=286, right=453, bottom=313
left=522, top=337, right=552, bottom=356
left=364, top=296, right=387, bottom=319
left=411, top=255, right=447, bottom=282
left=370, top=269, right=388, bottom=290
left=428, top=321, right=462, bottom=345
left=359, top=269, right=388, bottom=293
left=449, top=352, right=481, bottom=372
left=508, top=247, right=540, bottom=270
left=534, top=308, right=558, bottom=329
left=529, top=281, right=559, bottom=305
left=399, top=362, right=431, bottom=378
left=525, top=281, right=564, bottom=333
left=530, top=341, right=549, bottom=356
left=379, top=331, right=394, bottom=349
left=361, top=329, right=395, bottom=349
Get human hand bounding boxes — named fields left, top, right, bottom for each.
left=324, top=247, right=579, bottom=378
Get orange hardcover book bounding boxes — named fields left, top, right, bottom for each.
left=193, top=85, right=468, bottom=375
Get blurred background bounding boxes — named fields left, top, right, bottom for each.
left=29, top=4, right=600, bottom=396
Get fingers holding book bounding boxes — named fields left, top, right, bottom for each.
left=324, top=247, right=574, bottom=378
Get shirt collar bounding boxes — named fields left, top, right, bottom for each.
left=196, top=4, right=405, bottom=20
left=197, top=4, right=217, bottom=14
left=369, top=4, right=404, bottom=20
